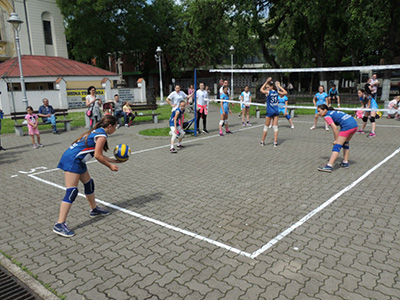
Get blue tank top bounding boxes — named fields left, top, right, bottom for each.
left=169, top=108, right=184, bottom=126
left=315, top=92, right=328, bottom=105
left=221, top=93, right=229, bottom=110
left=278, top=95, right=288, bottom=108
left=324, top=110, right=357, bottom=131
left=63, top=128, right=108, bottom=164
left=266, top=90, right=279, bottom=113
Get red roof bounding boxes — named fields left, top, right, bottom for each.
left=0, top=55, right=117, bottom=78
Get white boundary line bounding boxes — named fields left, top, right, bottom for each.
left=250, top=146, right=400, bottom=258
left=26, top=123, right=400, bottom=259
left=28, top=173, right=253, bottom=258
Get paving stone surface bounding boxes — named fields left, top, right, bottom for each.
left=1, top=105, right=399, bottom=300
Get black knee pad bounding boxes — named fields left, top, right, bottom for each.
left=370, top=117, right=375, bottom=123
left=362, top=116, right=368, bottom=122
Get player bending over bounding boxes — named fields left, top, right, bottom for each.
left=317, top=105, right=358, bottom=173
left=169, top=100, right=186, bottom=153
left=357, top=84, right=378, bottom=138
left=54, top=115, right=123, bottom=237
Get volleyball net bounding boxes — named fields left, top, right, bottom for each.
left=208, top=64, right=400, bottom=114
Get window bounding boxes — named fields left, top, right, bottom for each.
left=43, top=20, right=53, bottom=45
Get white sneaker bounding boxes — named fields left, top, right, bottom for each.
left=116, top=124, right=121, bottom=129
left=310, top=126, right=316, bottom=130
left=125, top=124, right=129, bottom=128
left=291, top=125, right=294, bottom=130
left=33, top=144, right=39, bottom=149
left=325, top=126, right=329, bottom=131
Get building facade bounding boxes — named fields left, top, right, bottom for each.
left=0, top=0, right=68, bottom=61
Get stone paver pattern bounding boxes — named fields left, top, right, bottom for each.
left=1, top=105, right=399, bottom=299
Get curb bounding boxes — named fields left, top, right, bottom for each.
left=0, top=252, right=60, bottom=300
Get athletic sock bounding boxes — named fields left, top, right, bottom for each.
left=327, top=164, right=332, bottom=167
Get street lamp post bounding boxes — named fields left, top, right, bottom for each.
left=229, top=45, right=234, bottom=99
left=7, top=13, right=28, bottom=109
left=155, top=46, right=164, bottom=105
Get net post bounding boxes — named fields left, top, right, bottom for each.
left=194, top=68, right=197, bottom=137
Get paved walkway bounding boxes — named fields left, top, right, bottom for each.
left=1, top=106, right=399, bottom=299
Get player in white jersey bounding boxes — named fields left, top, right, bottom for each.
left=240, top=86, right=252, bottom=126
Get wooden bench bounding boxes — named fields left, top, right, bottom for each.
left=11, top=109, right=72, bottom=137
left=128, top=103, right=160, bottom=123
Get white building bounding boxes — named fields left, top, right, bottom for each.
left=0, top=0, right=68, bottom=61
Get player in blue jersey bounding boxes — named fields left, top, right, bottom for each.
left=328, top=84, right=340, bottom=107
left=310, top=86, right=329, bottom=130
left=54, top=115, right=122, bottom=237
left=278, top=94, right=294, bottom=129
left=357, top=84, right=378, bottom=138
left=219, top=86, right=232, bottom=136
left=317, top=104, right=358, bottom=173
left=169, top=100, right=186, bottom=153
left=260, top=77, right=287, bottom=147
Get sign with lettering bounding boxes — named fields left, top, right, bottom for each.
left=66, top=89, right=105, bottom=108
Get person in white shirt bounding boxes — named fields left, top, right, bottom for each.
left=219, top=80, right=230, bottom=98
left=240, top=86, right=252, bottom=126
left=166, top=85, right=191, bottom=111
left=388, top=96, right=400, bottom=119
left=368, top=74, right=380, bottom=100
left=196, top=83, right=209, bottom=134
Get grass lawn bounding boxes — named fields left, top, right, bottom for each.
left=139, top=127, right=171, bottom=136
left=0, top=105, right=173, bottom=135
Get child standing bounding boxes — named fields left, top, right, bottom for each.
left=219, top=86, right=232, bottom=136
left=53, top=115, right=121, bottom=237
left=241, top=86, right=252, bottom=126
left=310, top=86, right=329, bottom=130
left=169, top=100, right=186, bottom=153
left=25, top=106, right=43, bottom=149
left=260, top=78, right=287, bottom=147
left=123, top=101, right=136, bottom=127
left=317, top=105, right=358, bottom=172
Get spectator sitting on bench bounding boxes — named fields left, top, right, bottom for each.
left=38, top=98, right=59, bottom=134
left=113, top=94, right=124, bottom=128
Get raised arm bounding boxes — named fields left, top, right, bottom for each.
left=260, top=77, right=272, bottom=95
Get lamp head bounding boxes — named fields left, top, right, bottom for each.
left=7, top=13, right=23, bottom=31
left=229, top=45, right=235, bottom=55
left=156, top=46, right=162, bottom=56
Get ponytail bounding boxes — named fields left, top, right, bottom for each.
left=317, top=104, right=334, bottom=111
left=72, top=115, right=117, bottom=151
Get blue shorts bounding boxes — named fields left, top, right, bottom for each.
left=266, top=111, right=279, bottom=118
left=220, top=107, right=229, bottom=115
left=58, top=154, right=88, bottom=174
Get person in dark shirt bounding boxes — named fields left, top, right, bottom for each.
left=38, top=98, right=59, bottom=134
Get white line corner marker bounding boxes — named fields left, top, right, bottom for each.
left=250, top=146, right=400, bottom=259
